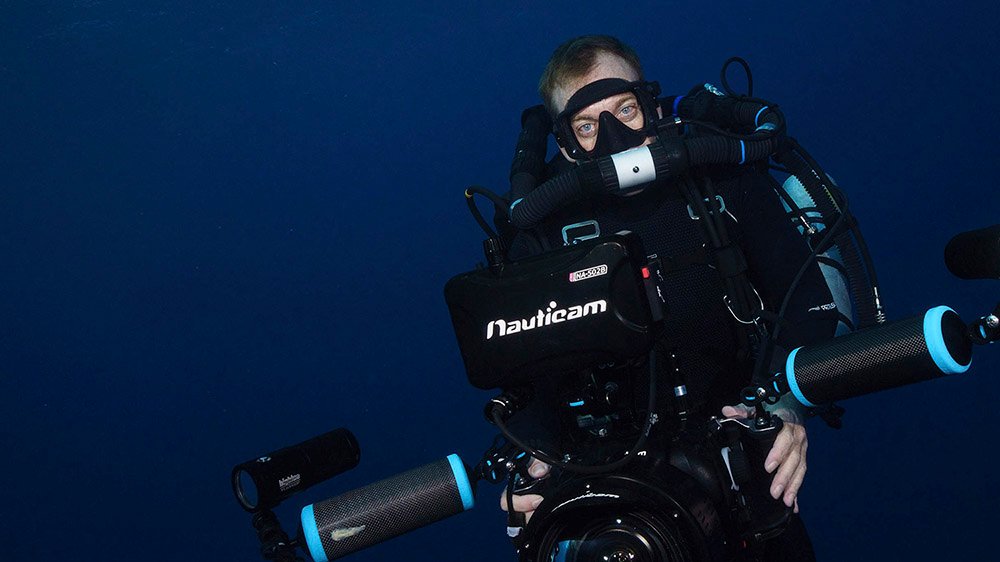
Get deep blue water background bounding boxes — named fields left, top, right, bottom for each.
left=3, top=2, right=999, bottom=560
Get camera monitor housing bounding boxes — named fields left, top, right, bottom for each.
left=445, top=231, right=664, bottom=390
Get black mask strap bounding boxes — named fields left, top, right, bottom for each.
left=558, top=78, right=634, bottom=123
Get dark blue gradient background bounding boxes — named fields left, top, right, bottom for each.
left=2, top=2, right=998, bottom=560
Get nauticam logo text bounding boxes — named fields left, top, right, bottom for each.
left=485, top=300, right=607, bottom=340
left=569, top=264, right=608, bottom=283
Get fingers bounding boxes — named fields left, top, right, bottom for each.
left=724, top=405, right=808, bottom=508
left=764, top=424, right=794, bottom=472
left=782, top=456, right=807, bottom=506
left=764, top=415, right=808, bottom=471
left=721, top=404, right=752, bottom=419
left=766, top=423, right=808, bottom=508
left=500, top=491, right=544, bottom=513
left=498, top=457, right=551, bottom=524
left=499, top=491, right=543, bottom=524
left=769, top=444, right=804, bottom=506
left=723, top=405, right=809, bottom=508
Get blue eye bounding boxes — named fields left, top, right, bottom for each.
left=577, top=122, right=596, bottom=137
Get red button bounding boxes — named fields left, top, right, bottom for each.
left=641, top=267, right=650, bottom=279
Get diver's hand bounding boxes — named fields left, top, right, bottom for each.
left=499, top=458, right=551, bottom=524
left=722, top=404, right=805, bottom=514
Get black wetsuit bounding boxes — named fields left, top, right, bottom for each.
left=508, top=159, right=839, bottom=561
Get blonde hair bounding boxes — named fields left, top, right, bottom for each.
left=538, top=35, right=643, bottom=116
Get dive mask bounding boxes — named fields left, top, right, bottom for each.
left=554, top=78, right=661, bottom=160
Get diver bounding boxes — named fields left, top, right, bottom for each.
left=497, top=35, right=843, bottom=561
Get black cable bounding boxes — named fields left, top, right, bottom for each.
left=682, top=175, right=762, bottom=366
left=763, top=172, right=830, bottom=254
left=697, top=176, right=746, bottom=316
left=680, top=175, right=722, bottom=247
left=685, top=175, right=758, bottom=321
left=826, top=185, right=885, bottom=324
left=789, top=141, right=884, bottom=325
left=771, top=205, right=849, bottom=345
left=465, top=185, right=508, bottom=239
left=750, top=180, right=852, bottom=384
left=683, top=175, right=743, bottom=320
left=721, top=56, right=754, bottom=97
left=684, top=116, right=785, bottom=140
left=815, top=255, right=850, bottom=279
left=466, top=198, right=497, bottom=239
left=466, top=184, right=509, bottom=210
left=750, top=157, right=865, bottom=382
left=759, top=207, right=848, bottom=404
left=701, top=175, right=730, bottom=246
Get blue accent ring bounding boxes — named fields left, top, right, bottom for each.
left=754, top=106, right=769, bottom=127
left=672, top=95, right=684, bottom=116
left=739, top=140, right=746, bottom=165
left=924, top=306, right=971, bottom=375
left=447, top=454, right=475, bottom=511
left=300, top=504, right=328, bottom=562
left=568, top=400, right=585, bottom=407
left=509, top=198, right=524, bottom=216
left=785, top=347, right=817, bottom=407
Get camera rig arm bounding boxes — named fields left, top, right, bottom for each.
left=970, top=301, right=1000, bottom=345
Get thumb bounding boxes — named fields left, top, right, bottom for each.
left=528, top=458, right=551, bottom=478
left=721, top=404, right=752, bottom=419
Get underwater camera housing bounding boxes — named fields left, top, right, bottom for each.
left=445, top=232, right=793, bottom=561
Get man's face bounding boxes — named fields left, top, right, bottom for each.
left=553, top=52, right=651, bottom=158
